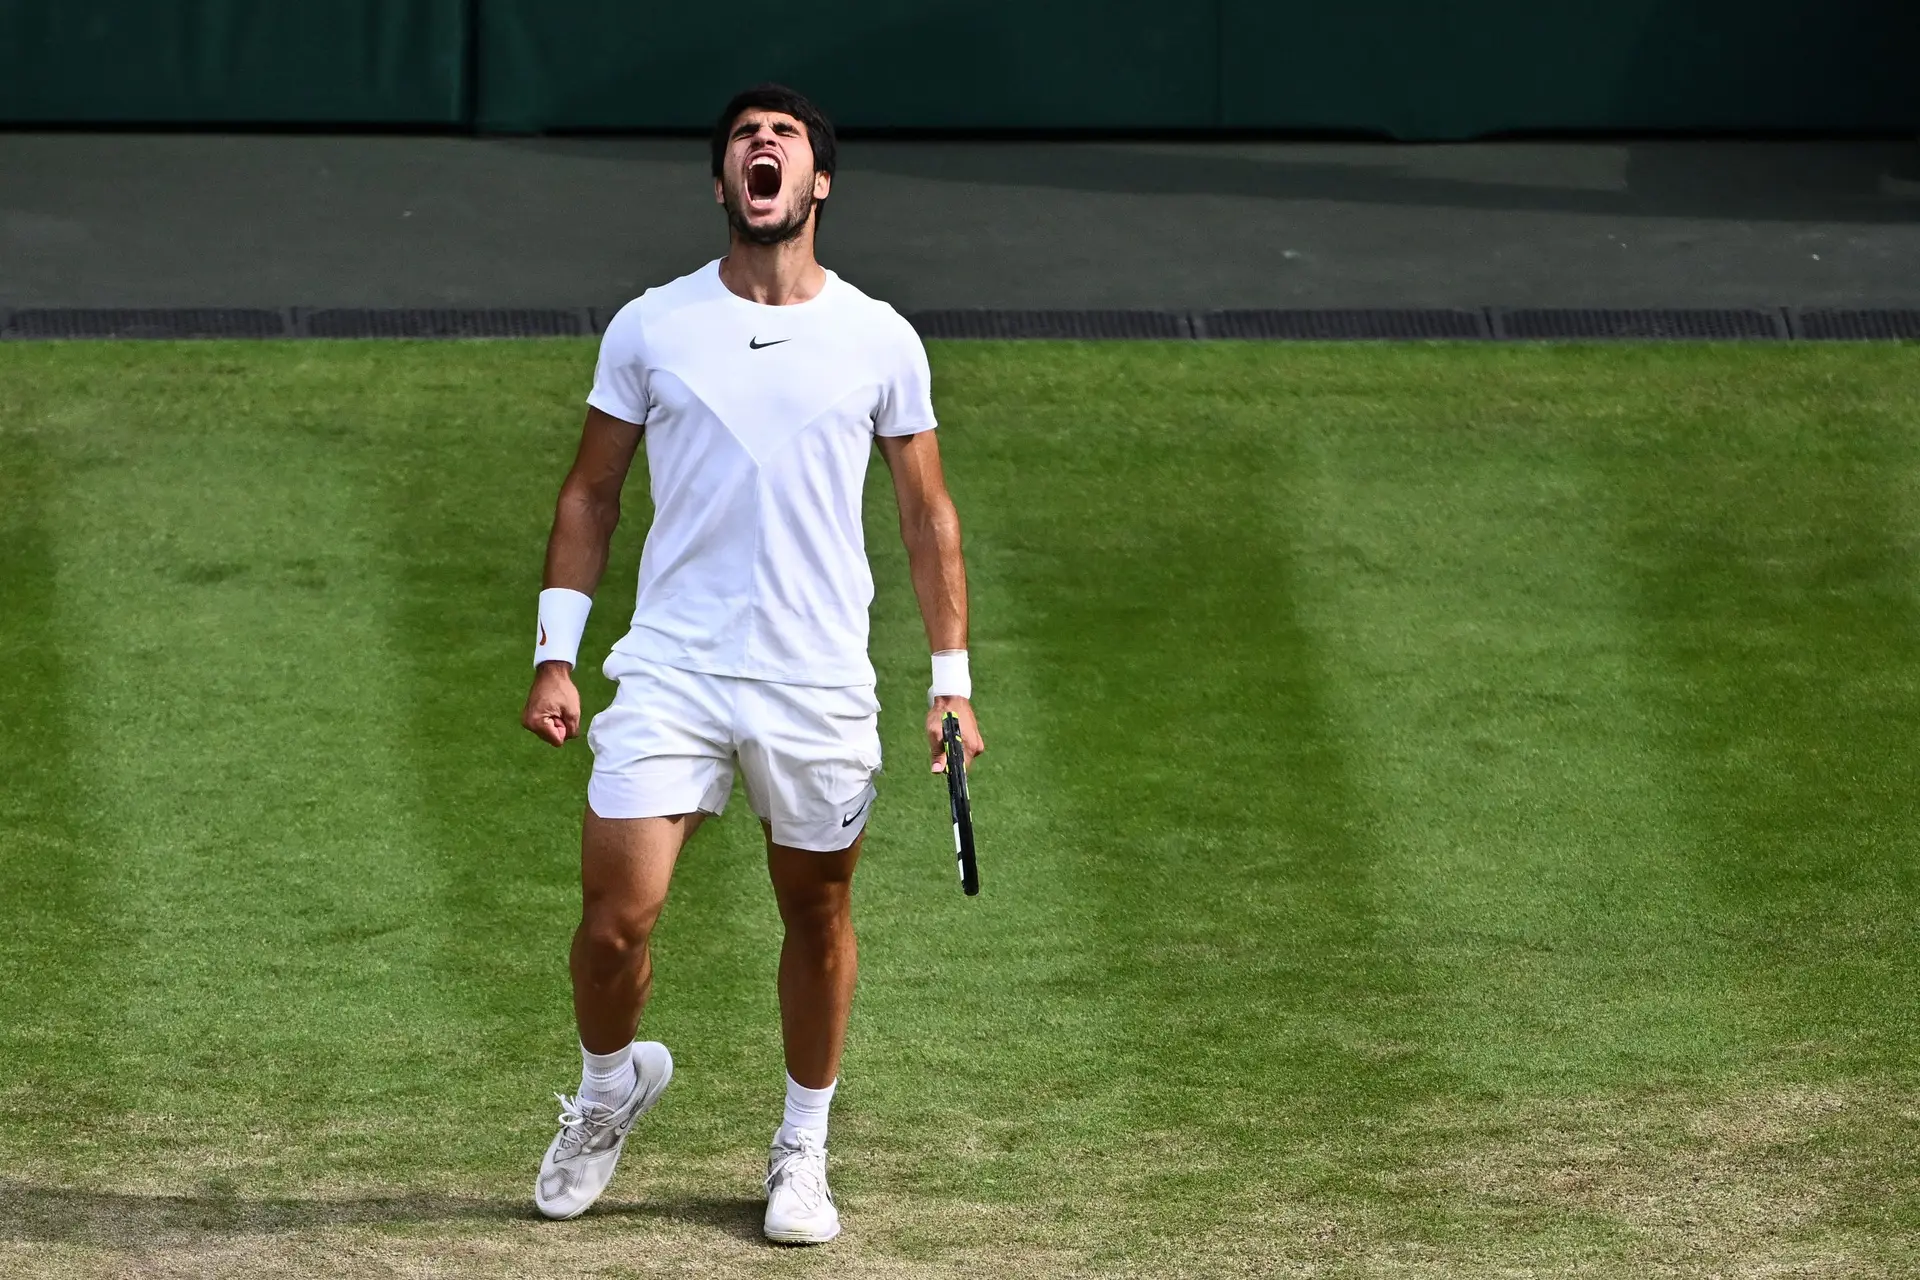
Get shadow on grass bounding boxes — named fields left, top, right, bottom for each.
left=0, top=1183, right=766, bottom=1246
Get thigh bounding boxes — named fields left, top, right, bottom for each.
left=581, top=809, right=704, bottom=925
left=736, top=682, right=881, bottom=854
left=766, top=827, right=863, bottom=918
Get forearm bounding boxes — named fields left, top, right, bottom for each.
left=543, top=484, right=621, bottom=596
left=902, top=496, right=967, bottom=654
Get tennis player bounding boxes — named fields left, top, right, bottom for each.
left=519, top=83, right=984, bottom=1245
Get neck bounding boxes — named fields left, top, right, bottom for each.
left=718, top=227, right=827, bottom=306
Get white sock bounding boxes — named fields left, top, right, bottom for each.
left=777, top=1074, right=837, bottom=1146
left=579, top=1042, right=636, bottom=1109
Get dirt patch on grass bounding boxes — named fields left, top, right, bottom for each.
left=3, top=1086, right=1913, bottom=1279
left=1394, top=1082, right=1915, bottom=1278
left=0, top=1182, right=1299, bottom=1280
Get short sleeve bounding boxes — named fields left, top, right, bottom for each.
left=585, top=299, right=650, bottom=426
left=873, top=316, right=938, bottom=438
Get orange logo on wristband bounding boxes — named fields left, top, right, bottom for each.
left=539, top=623, right=548, bottom=647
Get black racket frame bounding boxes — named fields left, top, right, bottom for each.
left=942, top=713, right=979, bottom=896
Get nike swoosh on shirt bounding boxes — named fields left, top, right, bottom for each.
left=841, top=795, right=872, bottom=827
left=748, top=337, right=790, bottom=349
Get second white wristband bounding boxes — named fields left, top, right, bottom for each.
left=929, top=649, right=971, bottom=702
left=535, top=587, right=593, bottom=668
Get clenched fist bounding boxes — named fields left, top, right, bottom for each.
left=522, top=661, right=582, bottom=747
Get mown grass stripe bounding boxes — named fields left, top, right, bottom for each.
left=22, top=345, right=458, bottom=1191
left=0, top=402, right=128, bottom=1133
left=1585, top=346, right=1920, bottom=1270
left=1282, top=349, right=1757, bottom=1095
left=1601, top=348, right=1920, bottom=1067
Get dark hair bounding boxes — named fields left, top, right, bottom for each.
left=710, top=83, right=837, bottom=184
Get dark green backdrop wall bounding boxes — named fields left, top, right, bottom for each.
left=475, top=1, right=1219, bottom=131
left=0, top=1, right=468, bottom=124
left=3, top=1, right=1917, bottom=138
left=1217, top=0, right=1920, bottom=138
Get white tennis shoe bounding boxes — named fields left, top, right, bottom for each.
left=533, top=1041, right=673, bottom=1220
left=763, top=1129, right=840, bottom=1244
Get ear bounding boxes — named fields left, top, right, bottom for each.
left=813, top=170, right=832, bottom=200
left=714, top=176, right=726, bottom=205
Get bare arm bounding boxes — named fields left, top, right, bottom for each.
left=877, top=430, right=984, bottom=771
left=544, top=407, right=644, bottom=593
left=522, top=408, right=644, bottom=746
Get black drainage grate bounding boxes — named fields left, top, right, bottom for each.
left=1794, top=309, right=1920, bottom=340
left=299, top=308, right=591, bottom=339
left=1, top=308, right=290, bottom=339
left=908, top=310, right=1194, bottom=340
left=1494, top=308, right=1786, bottom=340
left=1198, top=309, right=1488, bottom=340
left=12, top=304, right=1918, bottom=342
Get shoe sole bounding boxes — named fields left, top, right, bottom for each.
left=533, top=1041, right=674, bottom=1221
left=764, top=1223, right=841, bottom=1245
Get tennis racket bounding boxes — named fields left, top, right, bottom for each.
left=941, top=712, right=979, bottom=896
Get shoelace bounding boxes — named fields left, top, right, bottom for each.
left=767, top=1137, right=831, bottom=1208
left=552, top=1092, right=614, bottom=1158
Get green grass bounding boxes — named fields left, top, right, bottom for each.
left=2, top=340, right=1918, bottom=1277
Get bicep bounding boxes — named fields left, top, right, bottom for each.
left=566, top=407, right=644, bottom=503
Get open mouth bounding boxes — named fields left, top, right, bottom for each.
left=746, top=154, right=782, bottom=209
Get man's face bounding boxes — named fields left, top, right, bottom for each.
left=715, top=110, right=832, bottom=246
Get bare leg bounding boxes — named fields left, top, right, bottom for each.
left=766, top=827, right=863, bottom=1088
left=571, top=810, right=702, bottom=1053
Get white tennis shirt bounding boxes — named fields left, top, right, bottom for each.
left=587, top=260, right=937, bottom=688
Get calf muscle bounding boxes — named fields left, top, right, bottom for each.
left=768, top=835, right=863, bottom=1089
left=571, top=809, right=699, bottom=1053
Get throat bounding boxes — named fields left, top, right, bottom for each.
left=718, top=251, right=828, bottom=307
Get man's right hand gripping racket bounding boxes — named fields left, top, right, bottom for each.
left=941, top=713, right=979, bottom=896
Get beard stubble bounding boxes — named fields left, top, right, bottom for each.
left=726, top=180, right=817, bottom=246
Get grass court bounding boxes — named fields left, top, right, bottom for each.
left=3, top=339, right=1918, bottom=1277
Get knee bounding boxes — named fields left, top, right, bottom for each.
left=577, top=903, right=657, bottom=978
left=778, top=884, right=852, bottom=942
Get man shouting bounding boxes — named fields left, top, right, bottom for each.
left=520, top=83, right=984, bottom=1245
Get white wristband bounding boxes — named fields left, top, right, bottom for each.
left=535, top=588, right=593, bottom=668
left=928, top=649, right=971, bottom=702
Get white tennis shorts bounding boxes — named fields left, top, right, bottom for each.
left=586, top=653, right=882, bottom=852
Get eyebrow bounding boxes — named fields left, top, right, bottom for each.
left=733, top=120, right=801, bottom=139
